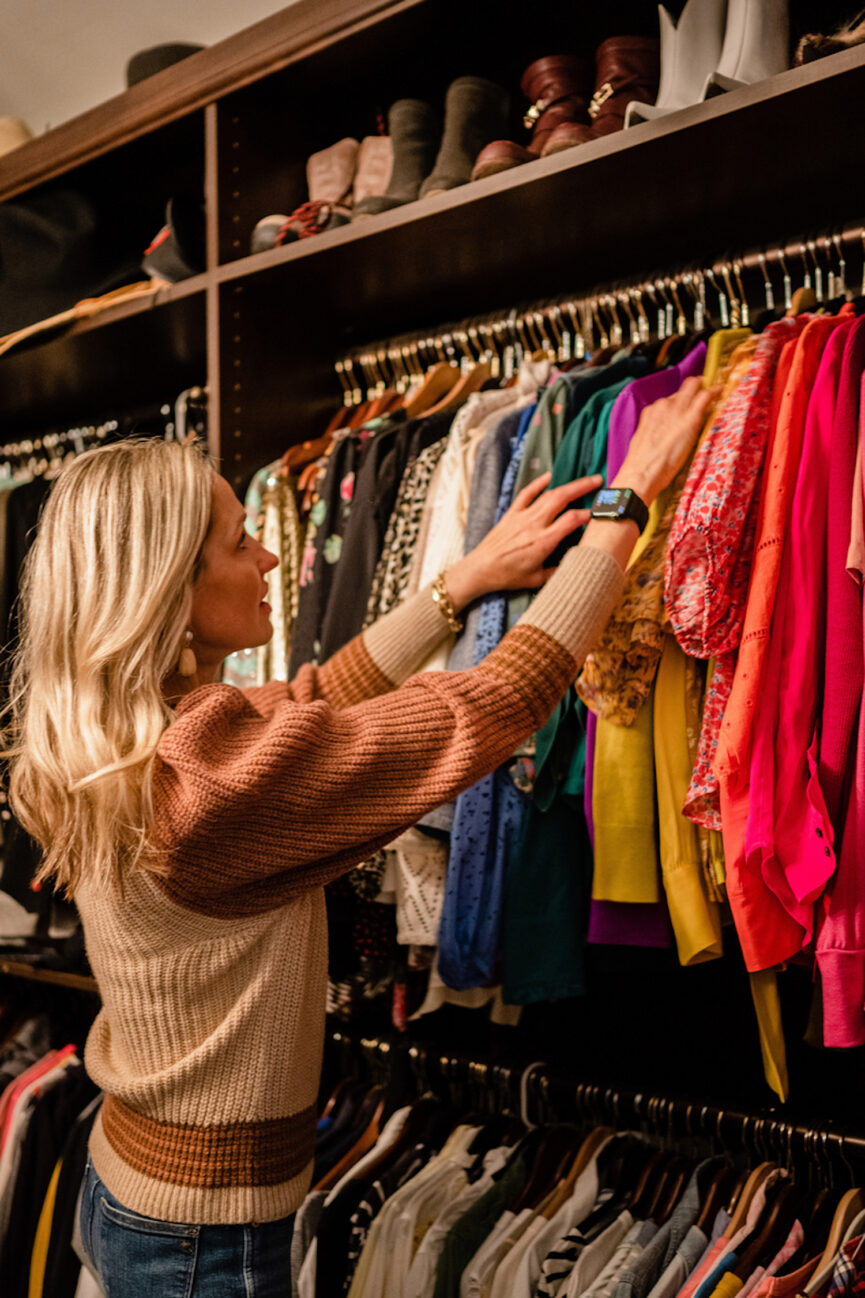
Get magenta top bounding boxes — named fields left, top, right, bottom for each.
left=743, top=317, right=854, bottom=956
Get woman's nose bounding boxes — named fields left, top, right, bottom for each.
left=260, top=545, right=279, bottom=574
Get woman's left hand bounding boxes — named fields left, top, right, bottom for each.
left=444, top=470, right=603, bottom=611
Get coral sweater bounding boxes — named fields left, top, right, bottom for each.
left=76, top=544, right=623, bottom=1225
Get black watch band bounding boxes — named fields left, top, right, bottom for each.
left=589, top=487, right=650, bottom=533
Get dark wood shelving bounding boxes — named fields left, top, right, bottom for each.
left=0, top=960, right=98, bottom=995
left=213, top=42, right=865, bottom=336
left=0, top=0, right=417, bottom=204
left=0, top=285, right=208, bottom=435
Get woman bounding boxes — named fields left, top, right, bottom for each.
left=7, top=378, right=713, bottom=1295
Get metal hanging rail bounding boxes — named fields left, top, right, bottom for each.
left=331, top=1031, right=865, bottom=1173
left=333, top=222, right=865, bottom=406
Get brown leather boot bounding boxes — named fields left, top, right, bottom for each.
left=542, top=36, right=659, bottom=155
left=471, top=54, right=592, bottom=180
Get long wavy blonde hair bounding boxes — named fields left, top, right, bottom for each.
left=5, top=437, right=213, bottom=895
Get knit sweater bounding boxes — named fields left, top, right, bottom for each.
left=76, top=543, right=624, bottom=1225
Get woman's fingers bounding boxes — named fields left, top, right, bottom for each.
left=530, top=474, right=603, bottom=524
left=510, top=471, right=552, bottom=512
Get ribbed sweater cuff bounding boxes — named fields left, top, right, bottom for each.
left=519, top=545, right=625, bottom=663
left=363, top=585, right=452, bottom=684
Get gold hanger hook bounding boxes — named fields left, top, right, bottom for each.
left=719, top=263, right=741, bottom=328
left=732, top=260, right=750, bottom=326
left=757, top=251, right=776, bottom=312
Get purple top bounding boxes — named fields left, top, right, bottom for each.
left=586, top=342, right=707, bottom=948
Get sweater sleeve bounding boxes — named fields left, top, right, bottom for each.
left=153, top=544, right=624, bottom=919
left=242, top=584, right=453, bottom=717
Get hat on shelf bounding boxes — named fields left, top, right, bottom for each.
left=141, top=195, right=206, bottom=283
left=0, top=117, right=33, bottom=159
left=126, top=42, right=205, bottom=87
left=0, top=187, right=143, bottom=335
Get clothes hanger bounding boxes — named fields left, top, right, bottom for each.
left=725, top=1158, right=776, bottom=1236
left=695, top=1166, right=741, bottom=1234
left=804, top=1129, right=865, bottom=1279
left=732, top=1179, right=801, bottom=1280
left=403, top=337, right=461, bottom=417
left=421, top=328, right=492, bottom=414
left=511, top=1125, right=583, bottom=1214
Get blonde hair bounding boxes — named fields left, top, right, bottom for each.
left=4, top=437, right=213, bottom=895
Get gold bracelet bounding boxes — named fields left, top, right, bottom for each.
left=431, top=571, right=464, bottom=633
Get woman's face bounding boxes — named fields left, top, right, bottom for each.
left=189, top=473, right=278, bottom=673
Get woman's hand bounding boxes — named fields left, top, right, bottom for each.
left=444, top=471, right=603, bottom=611
left=611, top=376, right=720, bottom=503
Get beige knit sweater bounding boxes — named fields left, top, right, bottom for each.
left=76, top=543, right=623, bottom=1224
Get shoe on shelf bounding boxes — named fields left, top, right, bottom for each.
left=419, top=76, right=509, bottom=195
left=352, top=135, right=394, bottom=206
left=471, top=55, right=592, bottom=180
left=250, top=213, right=289, bottom=254
left=625, top=0, right=727, bottom=127
left=273, top=136, right=359, bottom=245
left=353, top=99, right=440, bottom=217
left=541, top=35, right=660, bottom=154
left=702, top=0, right=789, bottom=98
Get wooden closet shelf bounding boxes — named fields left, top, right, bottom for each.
left=213, top=43, right=865, bottom=340
left=0, top=960, right=99, bottom=994
left=0, top=0, right=418, bottom=204
left=0, top=288, right=207, bottom=435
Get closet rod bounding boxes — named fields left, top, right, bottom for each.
left=334, top=222, right=865, bottom=403
left=334, top=1033, right=865, bottom=1166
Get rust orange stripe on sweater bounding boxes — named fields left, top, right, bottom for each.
left=101, top=1096, right=317, bottom=1188
left=317, top=635, right=394, bottom=707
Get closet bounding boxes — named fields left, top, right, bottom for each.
left=2, top=0, right=865, bottom=1180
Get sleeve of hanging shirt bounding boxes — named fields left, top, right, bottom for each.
left=152, top=544, right=624, bottom=918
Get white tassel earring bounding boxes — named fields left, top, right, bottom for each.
left=178, top=630, right=197, bottom=678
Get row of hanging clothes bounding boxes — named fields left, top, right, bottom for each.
left=224, top=224, right=865, bottom=1097
left=292, top=1034, right=865, bottom=1298
left=0, top=388, right=208, bottom=961
left=0, top=982, right=98, bottom=1298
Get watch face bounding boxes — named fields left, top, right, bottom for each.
left=593, top=488, right=619, bottom=508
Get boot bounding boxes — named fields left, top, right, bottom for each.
left=353, top=100, right=440, bottom=217
left=542, top=36, right=660, bottom=155
left=471, top=55, right=592, bottom=180
left=419, top=76, right=509, bottom=197
left=275, top=136, right=360, bottom=244
left=702, top=0, right=789, bottom=97
left=352, top=135, right=394, bottom=205
left=625, top=0, right=727, bottom=127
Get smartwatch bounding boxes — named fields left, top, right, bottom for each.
left=589, top=487, right=649, bottom=533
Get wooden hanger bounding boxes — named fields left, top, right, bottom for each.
left=649, top=1157, right=694, bottom=1225
left=318, top=1076, right=353, bottom=1124
left=403, top=362, right=461, bottom=418
left=282, top=432, right=334, bottom=475
left=725, top=1162, right=775, bottom=1236
left=313, top=1089, right=385, bottom=1191
left=811, top=1187, right=865, bottom=1278
left=733, top=1181, right=800, bottom=1280
left=695, top=1166, right=740, bottom=1234
left=512, top=1126, right=582, bottom=1214
left=540, top=1128, right=616, bottom=1220
left=629, top=1150, right=671, bottom=1219
left=423, top=359, right=493, bottom=416
left=787, top=286, right=818, bottom=316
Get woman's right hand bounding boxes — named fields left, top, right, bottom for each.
left=611, top=376, right=721, bottom=505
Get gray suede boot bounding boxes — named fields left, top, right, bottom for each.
left=353, top=99, right=440, bottom=217
left=419, top=76, right=510, bottom=198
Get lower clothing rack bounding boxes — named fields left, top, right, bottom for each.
left=328, top=1030, right=865, bottom=1177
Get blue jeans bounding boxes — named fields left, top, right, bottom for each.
left=78, top=1157, right=294, bottom=1297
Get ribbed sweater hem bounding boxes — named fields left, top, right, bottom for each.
left=88, top=1110, right=313, bottom=1225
